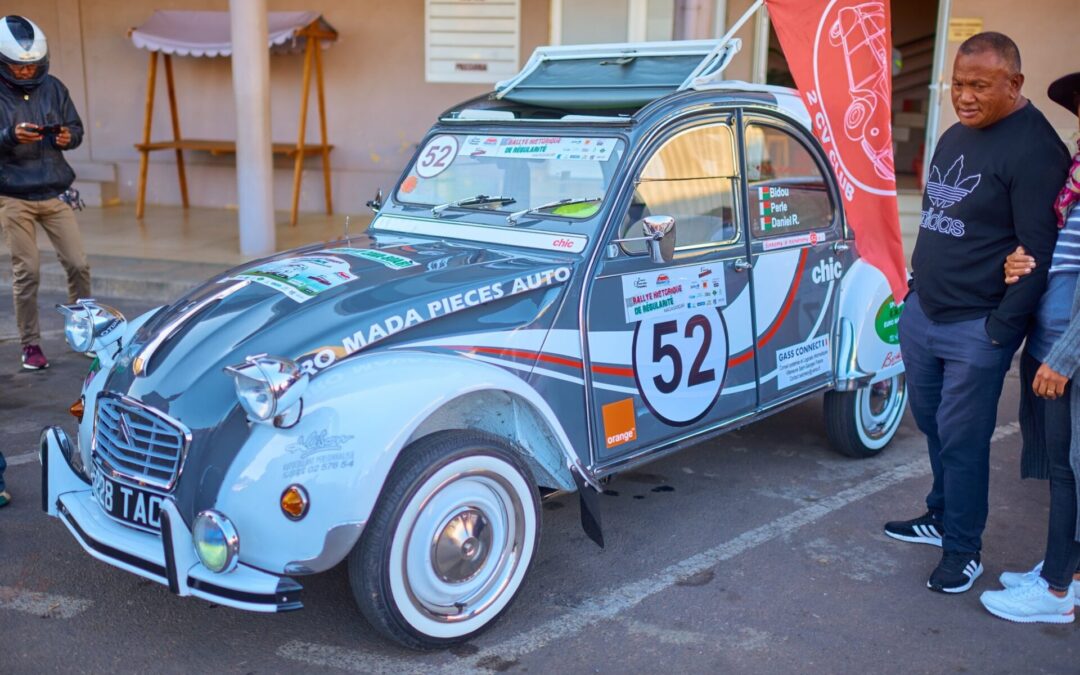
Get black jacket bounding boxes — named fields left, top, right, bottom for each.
left=0, top=75, right=83, bottom=200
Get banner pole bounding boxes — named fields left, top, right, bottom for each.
left=718, top=0, right=764, bottom=47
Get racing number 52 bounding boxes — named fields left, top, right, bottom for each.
left=652, top=314, right=716, bottom=394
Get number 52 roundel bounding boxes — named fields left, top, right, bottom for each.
left=631, top=310, right=729, bottom=426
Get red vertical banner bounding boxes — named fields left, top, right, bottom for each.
left=765, top=0, right=908, bottom=301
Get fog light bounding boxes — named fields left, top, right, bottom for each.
left=280, top=484, right=309, bottom=521
left=192, top=510, right=239, bottom=573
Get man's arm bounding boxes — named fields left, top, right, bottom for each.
left=985, top=140, right=1071, bottom=345
left=53, top=80, right=83, bottom=151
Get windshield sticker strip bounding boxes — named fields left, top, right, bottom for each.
left=296, top=266, right=574, bottom=376
left=372, top=215, right=588, bottom=253
left=231, top=256, right=357, bottom=303
left=321, top=248, right=418, bottom=270
left=461, top=135, right=616, bottom=161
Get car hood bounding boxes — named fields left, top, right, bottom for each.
left=95, top=233, right=574, bottom=520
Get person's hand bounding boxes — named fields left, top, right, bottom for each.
left=1033, top=362, right=1070, bottom=399
left=55, top=127, right=71, bottom=148
left=13, top=122, right=41, bottom=144
left=1004, top=246, right=1036, bottom=284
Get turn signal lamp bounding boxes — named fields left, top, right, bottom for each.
left=69, top=397, right=85, bottom=423
left=280, top=485, right=309, bottom=521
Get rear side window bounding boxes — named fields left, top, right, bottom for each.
left=745, top=124, right=834, bottom=238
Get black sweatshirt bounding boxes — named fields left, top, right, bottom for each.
left=911, top=102, right=1070, bottom=345
left=0, top=75, right=84, bottom=200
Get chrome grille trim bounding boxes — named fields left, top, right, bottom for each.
left=92, top=393, right=192, bottom=491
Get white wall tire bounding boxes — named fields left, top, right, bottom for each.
left=349, top=431, right=540, bottom=649
left=824, top=374, right=907, bottom=458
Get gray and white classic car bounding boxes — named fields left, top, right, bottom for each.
left=41, top=40, right=907, bottom=648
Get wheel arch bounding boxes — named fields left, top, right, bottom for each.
left=835, top=258, right=905, bottom=390
left=406, top=389, right=577, bottom=492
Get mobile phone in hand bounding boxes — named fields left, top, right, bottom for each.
left=37, top=124, right=63, bottom=135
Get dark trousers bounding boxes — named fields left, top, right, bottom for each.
left=0, top=450, right=6, bottom=493
left=1024, top=353, right=1080, bottom=591
left=899, top=292, right=1019, bottom=553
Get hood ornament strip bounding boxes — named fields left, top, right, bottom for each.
left=133, top=280, right=251, bottom=377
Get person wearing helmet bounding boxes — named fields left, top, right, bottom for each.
left=0, top=14, right=90, bottom=370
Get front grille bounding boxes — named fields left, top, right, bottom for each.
left=93, top=394, right=190, bottom=490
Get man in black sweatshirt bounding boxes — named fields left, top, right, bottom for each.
left=884, top=32, right=1070, bottom=593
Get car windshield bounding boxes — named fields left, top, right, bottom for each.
left=395, top=133, right=626, bottom=225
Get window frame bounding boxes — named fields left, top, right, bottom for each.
left=740, top=116, right=840, bottom=241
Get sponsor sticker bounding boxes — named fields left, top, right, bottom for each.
left=602, top=398, right=637, bottom=449
left=282, top=430, right=356, bottom=480
left=296, top=266, right=573, bottom=375
left=323, top=248, right=418, bottom=270
left=460, top=135, right=616, bottom=162
left=874, top=295, right=902, bottom=345
left=233, top=256, right=356, bottom=303
left=761, top=231, right=824, bottom=251
left=620, top=266, right=727, bottom=323
left=776, top=335, right=831, bottom=389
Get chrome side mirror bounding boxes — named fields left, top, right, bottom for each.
left=366, top=188, right=384, bottom=213
left=642, top=216, right=675, bottom=264
left=613, top=215, right=676, bottom=264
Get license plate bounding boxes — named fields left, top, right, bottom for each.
left=92, top=469, right=164, bottom=531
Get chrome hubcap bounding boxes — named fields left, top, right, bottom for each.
left=859, top=374, right=906, bottom=441
left=432, top=509, right=492, bottom=583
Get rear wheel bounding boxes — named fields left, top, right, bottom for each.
left=349, top=430, right=540, bottom=649
left=824, top=374, right=906, bottom=458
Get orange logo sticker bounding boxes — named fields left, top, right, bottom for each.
left=602, top=398, right=637, bottom=448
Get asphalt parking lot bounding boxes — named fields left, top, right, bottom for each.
left=0, top=291, right=1076, bottom=674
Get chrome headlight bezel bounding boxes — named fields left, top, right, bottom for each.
left=223, top=354, right=309, bottom=423
left=56, top=300, right=127, bottom=353
left=192, top=509, right=240, bottom=574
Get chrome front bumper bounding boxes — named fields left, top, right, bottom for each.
left=40, top=426, right=302, bottom=613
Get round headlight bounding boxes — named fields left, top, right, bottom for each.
left=56, top=301, right=127, bottom=353
left=63, top=307, right=94, bottom=352
left=192, top=510, right=239, bottom=574
left=224, top=355, right=308, bottom=422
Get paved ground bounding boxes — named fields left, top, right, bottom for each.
left=0, top=291, right=1076, bottom=674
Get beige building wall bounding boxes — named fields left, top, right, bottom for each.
left=9, top=0, right=550, bottom=216
left=938, top=0, right=1079, bottom=144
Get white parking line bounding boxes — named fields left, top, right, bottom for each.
left=6, top=451, right=38, bottom=467
left=0, top=586, right=92, bottom=619
left=278, top=422, right=1024, bottom=672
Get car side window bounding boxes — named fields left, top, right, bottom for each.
left=745, top=124, right=835, bottom=238
left=623, top=123, right=739, bottom=253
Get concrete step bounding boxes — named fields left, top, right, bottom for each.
left=0, top=253, right=231, bottom=305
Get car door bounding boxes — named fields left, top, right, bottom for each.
left=741, top=115, right=846, bottom=407
left=584, top=117, right=759, bottom=465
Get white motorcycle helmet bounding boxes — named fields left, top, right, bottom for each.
left=0, top=15, right=48, bottom=88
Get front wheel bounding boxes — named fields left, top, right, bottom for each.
left=349, top=430, right=540, bottom=649
left=824, top=374, right=907, bottom=458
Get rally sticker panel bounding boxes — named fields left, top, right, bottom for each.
left=323, top=248, right=418, bottom=270
left=776, top=335, right=831, bottom=389
left=632, top=310, right=729, bottom=426
left=233, top=256, right=357, bottom=303
left=621, top=266, right=727, bottom=323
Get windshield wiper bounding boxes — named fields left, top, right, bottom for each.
left=507, top=197, right=603, bottom=225
left=432, top=194, right=516, bottom=218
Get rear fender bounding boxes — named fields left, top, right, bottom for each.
left=213, top=350, right=580, bottom=575
left=835, top=259, right=905, bottom=390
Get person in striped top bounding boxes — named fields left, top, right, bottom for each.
left=983, top=71, right=1080, bottom=624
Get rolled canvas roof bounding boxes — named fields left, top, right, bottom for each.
left=130, top=10, right=335, bottom=57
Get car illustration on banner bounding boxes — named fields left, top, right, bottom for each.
left=41, top=39, right=906, bottom=649
left=828, top=2, right=895, bottom=181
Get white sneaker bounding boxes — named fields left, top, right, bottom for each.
left=999, top=561, right=1080, bottom=606
left=980, top=577, right=1075, bottom=624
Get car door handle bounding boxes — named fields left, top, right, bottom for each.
left=832, top=241, right=850, bottom=253
left=733, top=259, right=752, bottom=272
